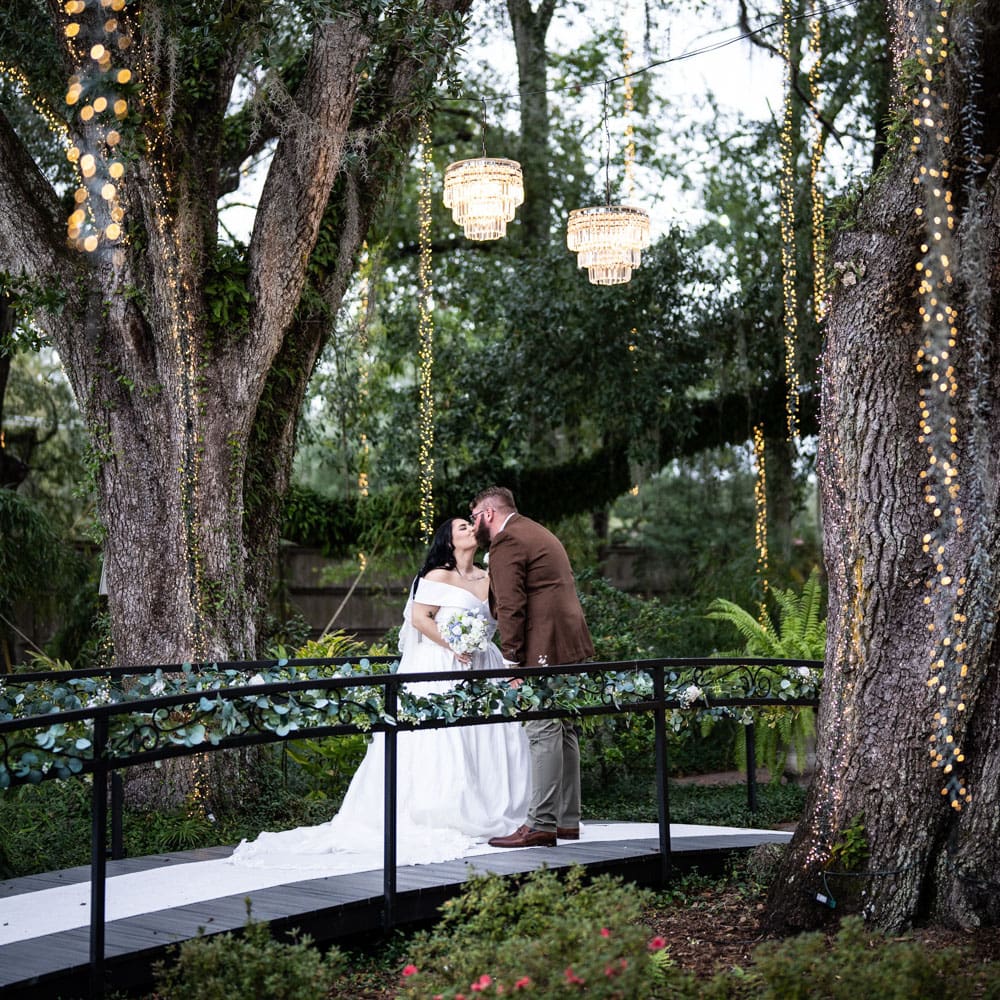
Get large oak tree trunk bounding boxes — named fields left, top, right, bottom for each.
left=767, top=0, right=1000, bottom=932
left=0, top=1, right=471, bottom=807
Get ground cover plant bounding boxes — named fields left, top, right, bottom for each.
left=397, top=865, right=669, bottom=998
left=152, top=902, right=345, bottom=1000
left=142, top=859, right=1000, bottom=998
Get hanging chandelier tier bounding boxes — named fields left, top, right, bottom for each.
left=443, top=157, right=524, bottom=241
left=566, top=204, right=651, bottom=285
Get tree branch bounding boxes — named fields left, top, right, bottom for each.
left=0, top=108, right=75, bottom=287
left=246, top=15, right=372, bottom=364
left=242, top=0, right=474, bottom=615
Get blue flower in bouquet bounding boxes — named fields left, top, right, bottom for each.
left=440, top=610, right=490, bottom=655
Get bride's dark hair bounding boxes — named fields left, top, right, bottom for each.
left=411, top=519, right=459, bottom=596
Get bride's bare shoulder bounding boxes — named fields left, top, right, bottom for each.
left=423, top=568, right=455, bottom=583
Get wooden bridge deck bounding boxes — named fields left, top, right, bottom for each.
left=0, top=823, right=791, bottom=999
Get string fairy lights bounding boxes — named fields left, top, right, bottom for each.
left=60, top=0, right=133, bottom=254
left=622, top=30, right=635, bottom=201
left=752, top=425, right=769, bottom=618
left=417, top=113, right=435, bottom=542
left=130, top=20, right=212, bottom=656
left=808, top=12, right=828, bottom=321
left=357, top=241, right=373, bottom=504
left=0, top=61, right=70, bottom=145
left=906, top=1, right=971, bottom=811
left=778, top=0, right=801, bottom=440
left=355, top=241, right=374, bottom=577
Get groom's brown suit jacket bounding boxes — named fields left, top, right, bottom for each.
left=488, top=513, right=594, bottom=668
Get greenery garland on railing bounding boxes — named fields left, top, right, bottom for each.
left=0, top=658, right=822, bottom=789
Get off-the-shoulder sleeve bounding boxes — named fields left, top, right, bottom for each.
left=413, top=577, right=473, bottom=607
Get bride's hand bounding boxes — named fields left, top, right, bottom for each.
left=454, top=651, right=471, bottom=665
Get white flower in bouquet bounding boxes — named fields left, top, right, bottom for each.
left=440, top=609, right=490, bottom=655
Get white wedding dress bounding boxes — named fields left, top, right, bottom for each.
left=229, top=579, right=530, bottom=873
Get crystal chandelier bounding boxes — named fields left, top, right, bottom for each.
left=566, top=82, right=650, bottom=285
left=443, top=156, right=524, bottom=240
left=566, top=204, right=650, bottom=285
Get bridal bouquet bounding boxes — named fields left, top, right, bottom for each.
left=440, top=610, right=490, bottom=655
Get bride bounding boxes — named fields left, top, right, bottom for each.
left=229, top=517, right=531, bottom=872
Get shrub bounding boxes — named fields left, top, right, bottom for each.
left=725, top=915, right=998, bottom=999
left=580, top=714, right=738, bottom=802
left=576, top=571, right=683, bottom=660
left=584, top=775, right=806, bottom=829
left=399, top=865, right=667, bottom=998
left=153, top=902, right=345, bottom=1000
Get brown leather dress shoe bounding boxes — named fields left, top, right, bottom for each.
left=556, top=827, right=580, bottom=840
left=488, top=824, right=557, bottom=848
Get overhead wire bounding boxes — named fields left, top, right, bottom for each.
left=441, top=0, right=860, bottom=106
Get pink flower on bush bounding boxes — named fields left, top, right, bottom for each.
left=514, top=976, right=532, bottom=990
left=402, top=964, right=419, bottom=977
left=599, top=927, right=611, bottom=937
left=471, top=973, right=492, bottom=992
left=648, top=936, right=667, bottom=951
left=564, top=966, right=586, bottom=986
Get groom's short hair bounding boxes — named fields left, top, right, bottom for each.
left=473, top=486, right=516, bottom=511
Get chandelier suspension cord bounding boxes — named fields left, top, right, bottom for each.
left=603, top=81, right=612, bottom=206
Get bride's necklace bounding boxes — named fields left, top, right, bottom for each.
left=456, top=565, right=486, bottom=582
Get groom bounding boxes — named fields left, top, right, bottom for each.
left=471, top=486, right=595, bottom=848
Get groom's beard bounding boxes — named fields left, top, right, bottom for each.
left=475, top=522, right=491, bottom=550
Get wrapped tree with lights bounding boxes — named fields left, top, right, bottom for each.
left=0, top=2, right=470, bottom=799
left=767, top=0, right=1000, bottom=932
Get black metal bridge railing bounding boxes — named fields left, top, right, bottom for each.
left=0, top=655, right=822, bottom=999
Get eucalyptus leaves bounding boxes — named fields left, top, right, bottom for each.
left=0, top=658, right=822, bottom=790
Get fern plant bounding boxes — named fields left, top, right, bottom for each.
left=706, top=568, right=826, bottom=781
left=705, top=567, right=826, bottom=660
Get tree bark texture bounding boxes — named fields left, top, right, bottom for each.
left=507, top=0, right=555, bottom=248
left=767, top=0, right=1000, bottom=932
left=0, top=1, right=471, bottom=673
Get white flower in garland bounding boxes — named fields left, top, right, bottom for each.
left=679, top=684, right=704, bottom=708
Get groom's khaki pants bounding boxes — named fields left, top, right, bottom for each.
left=525, top=718, right=581, bottom=832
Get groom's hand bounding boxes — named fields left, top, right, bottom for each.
left=502, top=659, right=522, bottom=687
